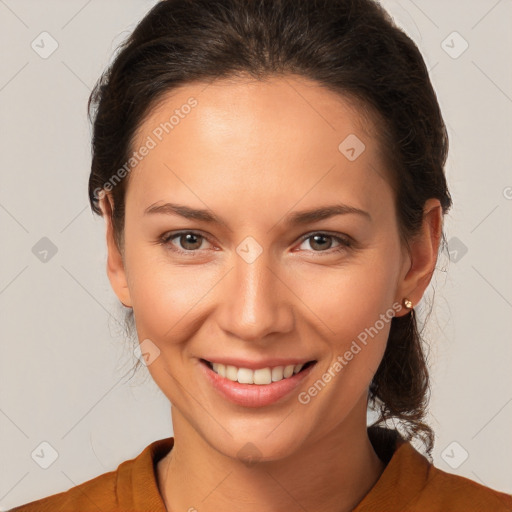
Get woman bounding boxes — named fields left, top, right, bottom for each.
left=11, top=0, right=512, bottom=510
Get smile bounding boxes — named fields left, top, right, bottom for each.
left=201, top=359, right=316, bottom=385
left=199, top=358, right=317, bottom=407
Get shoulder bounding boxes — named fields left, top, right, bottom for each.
left=361, top=427, right=512, bottom=511
left=412, top=461, right=512, bottom=511
left=8, top=468, right=118, bottom=512
left=8, top=437, right=173, bottom=512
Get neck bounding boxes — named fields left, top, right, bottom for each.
left=157, top=406, right=386, bottom=512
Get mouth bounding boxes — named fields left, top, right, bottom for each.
left=200, top=358, right=317, bottom=385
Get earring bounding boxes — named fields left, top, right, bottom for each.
left=403, top=298, right=413, bottom=310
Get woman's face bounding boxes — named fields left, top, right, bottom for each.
left=103, top=75, right=424, bottom=461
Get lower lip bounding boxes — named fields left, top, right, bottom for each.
left=199, top=360, right=316, bottom=408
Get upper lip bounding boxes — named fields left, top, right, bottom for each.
left=200, top=357, right=316, bottom=370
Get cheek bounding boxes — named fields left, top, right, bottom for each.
left=287, top=249, right=400, bottom=388
left=290, top=253, right=400, bottom=338
left=291, top=264, right=398, bottom=425
left=124, top=247, right=224, bottom=342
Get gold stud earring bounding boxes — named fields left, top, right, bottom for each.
left=403, top=298, right=413, bottom=309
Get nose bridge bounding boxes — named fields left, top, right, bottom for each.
left=218, top=241, right=293, bottom=340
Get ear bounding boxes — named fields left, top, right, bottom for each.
left=99, top=193, right=133, bottom=308
left=394, top=198, right=443, bottom=317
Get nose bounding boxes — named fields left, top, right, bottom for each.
left=216, top=248, right=295, bottom=343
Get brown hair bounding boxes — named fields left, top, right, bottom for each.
left=88, top=0, right=452, bottom=459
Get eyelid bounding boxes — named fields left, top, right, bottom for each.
left=295, top=231, right=353, bottom=254
left=160, top=230, right=215, bottom=253
left=160, top=229, right=353, bottom=255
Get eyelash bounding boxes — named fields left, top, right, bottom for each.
left=158, top=230, right=353, bottom=257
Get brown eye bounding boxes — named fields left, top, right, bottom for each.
left=298, top=232, right=352, bottom=253
left=309, top=234, right=334, bottom=251
left=160, top=231, right=211, bottom=254
left=176, top=232, right=204, bottom=251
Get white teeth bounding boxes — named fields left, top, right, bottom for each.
left=210, top=362, right=309, bottom=385
left=237, top=367, right=254, bottom=384
left=283, top=364, right=294, bottom=378
left=225, top=365, right=238, bottom=381
left=253, top=367, right=272, bottom=385
left=217, top=363, right=226, bottom=377
left=294, top=363, right=304, bottom=374
left=271, top=366, right=284, bottom=381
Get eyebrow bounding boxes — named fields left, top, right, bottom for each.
left=144, top=202, right=371, bottom=225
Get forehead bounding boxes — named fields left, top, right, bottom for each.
left=126, top=75, right=391, bottom=217
left=135, top=74, right=375, bottom=149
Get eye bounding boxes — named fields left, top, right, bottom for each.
left=297, top=232, right=352, bottom=253
left=160, top=231, right=213, bottom=255
left=158, top=230, right=353, bottom=256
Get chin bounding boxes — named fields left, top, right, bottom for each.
left=205, top=426, right=310, bottom=465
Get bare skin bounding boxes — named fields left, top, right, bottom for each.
left=99, top=75, right=442, bottom=512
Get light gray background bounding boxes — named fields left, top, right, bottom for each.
left=1, top=0, right=511, bottom=509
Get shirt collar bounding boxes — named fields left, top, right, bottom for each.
left=122, top=427, right=430, bottom=510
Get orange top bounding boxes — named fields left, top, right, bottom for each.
left=10, top=427, right=512, bottom=512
